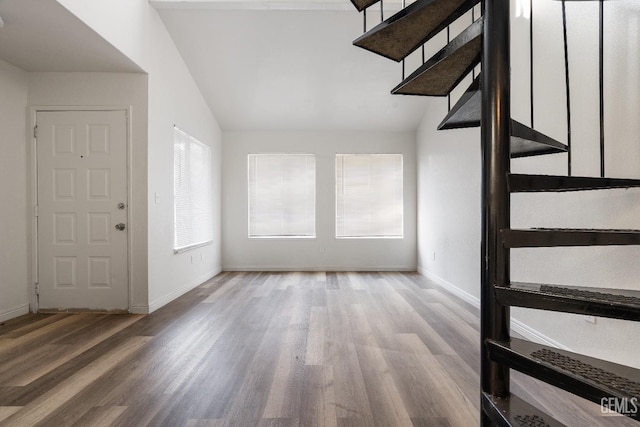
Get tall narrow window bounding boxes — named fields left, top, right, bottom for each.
left=173, top=127, right=213, bottom=253
left=248, top=154, right=316, bottom=238
left=336, top=154, right=403, bottom=238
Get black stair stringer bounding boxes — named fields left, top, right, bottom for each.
left=510, top=121, right=568, bottom=158
left=436, top=85, right=568, bottom=158
left=502, top=228, right=640, bottom=248
left=508, top=173, right=640, bottom=192
left=438, top=74, right=481, bottom=130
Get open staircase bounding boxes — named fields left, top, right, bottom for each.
left=347, top=0, right=640, bottom=425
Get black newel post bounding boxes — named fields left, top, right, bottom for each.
left=480, top=0, right=511, bottom=424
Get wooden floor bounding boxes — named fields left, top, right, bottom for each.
left=0, top=272, right=634, bottom=426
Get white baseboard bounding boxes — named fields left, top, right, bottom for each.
left=510, top=318, right=571, bottom=350
left=129, top=305, right=149, bottom=315
left=0, top=304, right=30, bottom=322
left=420, top=268, right=480, bottom=307
left=148, top=268, right=221, bottom=314
left=222, top=265, right=416, bottom=272
left=418, top=268, right=571, bottom=351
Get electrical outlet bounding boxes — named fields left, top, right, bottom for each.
left=584, top=315, right=597, bottom=324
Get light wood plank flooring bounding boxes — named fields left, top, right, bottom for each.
left=0, top=272, right=634, bottom=426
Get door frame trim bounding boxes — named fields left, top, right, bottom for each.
left=30, top=106, right=133, bottom=313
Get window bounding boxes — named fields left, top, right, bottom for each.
left=336, top=154, right=403, bottom=238
left=248, top=154, right=316, bottom=238
left=173, top=127, right=213, bottom=253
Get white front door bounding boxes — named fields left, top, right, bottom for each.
left=36, top=110, right=129, bottom=311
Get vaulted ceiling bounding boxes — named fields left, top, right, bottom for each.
left=154, top=1, right=429, bottom=131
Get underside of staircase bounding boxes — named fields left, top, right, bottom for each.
left=347, top=0, right=640, bottom=425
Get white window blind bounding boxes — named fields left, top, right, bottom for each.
left=173, top=127, right=213, bottom=252
left=248, top=154, right=316, bottom=238
left=336, top=154, right=403, bottom=238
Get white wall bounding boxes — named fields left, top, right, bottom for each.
left=417, top=0, right=640, bottom=368
left=55, top=0, right=223, bottom=312
left=0, top=59, right=30, bottom=321
left=416, top=92, right=481, bottom=300
left=223, top=130, right=417, bottom=271
left=27, top=72, right=150, bottom=312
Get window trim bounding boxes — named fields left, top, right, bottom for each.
left=335, top=153, right=404, bottom=239
left=247, top=153, right=317, bottom=239
left=173, top=126, right=214, bottom=254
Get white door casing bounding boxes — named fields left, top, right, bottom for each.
left=36, top=110, right=128, bottom=310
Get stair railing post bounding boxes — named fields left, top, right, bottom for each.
left=481, top=0, right=511, bottom=422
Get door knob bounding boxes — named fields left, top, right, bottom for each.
left=115, top=223, right=126, bottom=231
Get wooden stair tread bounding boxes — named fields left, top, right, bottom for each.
left=353, top=0, right=479, bottom=61
left=391, top=18, right=482, bottom=96
left=495, top=282, right=640, bottom=321
left=350, top=0, right=380, bottom=12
